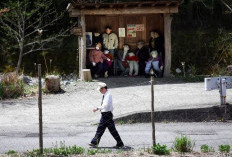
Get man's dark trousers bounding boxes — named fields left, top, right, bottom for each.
left=91, top=111, right=123, bottom=146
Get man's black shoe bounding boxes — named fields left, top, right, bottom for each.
left=114, top=144, right=124, bottom=149
left=88, top=143, right=98, bottom=147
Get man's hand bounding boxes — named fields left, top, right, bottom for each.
left=93, top=108, right=98, bottom=112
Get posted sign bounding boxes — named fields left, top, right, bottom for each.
left=205, top=76, right=232, bottom=91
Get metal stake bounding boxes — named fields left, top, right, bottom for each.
left=151, top=75, right=156, bottom=147
left=38, top=64, right=43, bottom=154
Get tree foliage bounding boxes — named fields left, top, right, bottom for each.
left=0, top=0, right=74, bottom=74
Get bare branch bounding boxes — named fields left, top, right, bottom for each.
left=0, top=17, right=21, bottom=41
left=220, top=0, right=232, bottom=13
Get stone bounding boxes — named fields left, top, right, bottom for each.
left=227, top=65, right=232, bottom=75
left=45, top=75, right=61, bottom=92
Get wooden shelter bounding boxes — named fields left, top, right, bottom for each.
left=67, top=0, right=181, bottom=79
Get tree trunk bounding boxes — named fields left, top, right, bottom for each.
left=16, top=46, right=23, bottom=74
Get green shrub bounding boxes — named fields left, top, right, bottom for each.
left=173, top=135, right=195, bottom=153
left=5, top=150, right=17, bottom=155
left=52, top=145, right=84, bottom=155
left=219, top=144, right=230, bottom=153
left=201, top=144, right=214, bottom=153
left=151, top=143, right=170, bottom=155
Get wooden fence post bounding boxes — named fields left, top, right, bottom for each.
left=38, top=64, right=43, bottom=154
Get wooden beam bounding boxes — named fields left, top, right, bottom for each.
left=78, top=15, right=87, bottom=79
left=163, top=14, right=173, bottom=77
left=69, top=6, right=179, bottom=16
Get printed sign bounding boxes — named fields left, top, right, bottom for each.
left=136, top=24, right=144, bottom=31
left=118, top=28, right=125, bottom=37
left=70, top=27, right=82, bottom=36
left=127, top=24, right=136, bottom=38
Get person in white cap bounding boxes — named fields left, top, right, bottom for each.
left=89, top=82, right=124, bottom=148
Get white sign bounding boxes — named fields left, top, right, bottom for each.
left=118, top=28, right=125, bottom=37
left=205, top=76, right=232, bottom=91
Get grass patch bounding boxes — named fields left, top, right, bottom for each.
left=200, top=144, right=214, bottom=153
left=26, top=142, right=84, bottom=156
left=219, top=144, right=230, bottom=153
left=87, top=149, right=98, bottom=155
left=0, top=72, right=24, bottom=99
left=5, top=150, right=17, bottom=155
left=119, top=120, right=124, bottom=125
left=150, top=143, right=170, bottom=155
left=173, top=135, right=195, bottom=153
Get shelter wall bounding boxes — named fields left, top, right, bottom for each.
left=85, top=14, right=164, bottom=50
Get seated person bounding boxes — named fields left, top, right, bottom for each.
left=117, top=44, right=130, bottom=76
left=136, top=41, right=150, bottom=76
left=103, top=50, right=114, bottom=77
left=149, top=30, right=164, bottom=58
left=125, top=52, right=139, bottom=76
left=145, top=50, right=163, bottom=78
left=104, top=50, right=113, bottom=67
left=89, top=43, right=110, bottom=78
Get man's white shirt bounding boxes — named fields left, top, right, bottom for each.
left=97, top=90, right=113, bottom=112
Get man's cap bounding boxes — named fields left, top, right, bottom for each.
left=97, top=82, right=107, bottom=90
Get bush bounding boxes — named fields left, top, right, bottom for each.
left=151, top=143, right=170, bottom=155
left=0, top=72, right=24, bottom=99
left=219, top=144, right=230, bottom=153
left=201, top=144, right=214, bottom=153
left=172, top=29, right=232, bottom=76
left=173, top=135, right=195, bottom=153
left=5, top=150, right=17, bottom=155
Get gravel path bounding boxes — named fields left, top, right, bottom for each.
left=1, top=76, right=232, bottom=126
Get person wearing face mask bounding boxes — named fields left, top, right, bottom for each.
left=89, top=43, right=111, bottom=78
left=102, top=26, right=118, bottom=56
left=136, top=41, right=150, bottom=76
left=145, top=50, right=164, bottom=78
left=117, top=44, right=130, bottom=76
left=149, top=31, right=164, bottom=58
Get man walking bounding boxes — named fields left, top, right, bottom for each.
left=89, top=82, right=124, bottom=148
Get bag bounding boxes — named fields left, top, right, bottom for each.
left=122, top=61, right=129, bottom=68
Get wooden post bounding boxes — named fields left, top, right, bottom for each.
left=151, top=75, right=156, bottom=147
left=38, top=64, right=43, bottom=154
left=78, top=15, right=87, bottom=80
left=163, top=14, right=173, bottom=77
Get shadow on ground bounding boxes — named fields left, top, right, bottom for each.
left=96, top=76, right=202, bottom=89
